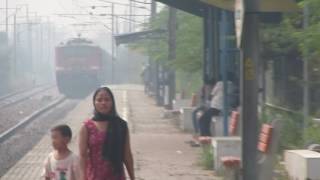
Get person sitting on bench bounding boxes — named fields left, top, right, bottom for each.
left=190, top=80, right=215, bottom=146
left=198, top=73, right=238, bottom=136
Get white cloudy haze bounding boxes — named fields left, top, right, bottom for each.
left=1, top=0, right=152, bottom=39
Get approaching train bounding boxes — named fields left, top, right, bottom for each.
left=55, top=37, right=107, bottom=98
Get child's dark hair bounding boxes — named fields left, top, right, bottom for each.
left=51, top=124, right=72, bottom=139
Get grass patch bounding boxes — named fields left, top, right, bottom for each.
left=199, top=145, right=214, bottom=170
left=274, top=160, right=290, bottom=180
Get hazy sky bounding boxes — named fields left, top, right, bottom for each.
left=1, top=0, right=153, bottom=39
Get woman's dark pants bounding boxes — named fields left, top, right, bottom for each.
left=199, top=108, right=221, bottom=136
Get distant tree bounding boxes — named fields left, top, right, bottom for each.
left=131, top=8, right=203, bottom=73
left=260, top=0, right=320, bottom=112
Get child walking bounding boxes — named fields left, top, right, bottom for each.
left=42, top=124, right=80, bottom=180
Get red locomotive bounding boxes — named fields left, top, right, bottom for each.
left=55, top=37, right=105, bottom=98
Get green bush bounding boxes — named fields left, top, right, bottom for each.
left=262, top=105, right=320, bottom=154
left=305, top=120, right=320, bottom=146
left=262, top=106, right=304, bottom=151
left=199, top=145, right=214, bottom=170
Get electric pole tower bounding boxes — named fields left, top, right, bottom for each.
left=111, top=3, right=115, bottom=84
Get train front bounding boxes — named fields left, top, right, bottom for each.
left=55, top=38, right=103, bottom=98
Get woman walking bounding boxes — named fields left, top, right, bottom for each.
left=79, top=87, right=134, bottom=180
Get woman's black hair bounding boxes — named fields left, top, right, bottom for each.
left=92, top=87, right=128, bottom=177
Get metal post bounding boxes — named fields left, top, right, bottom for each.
left=220, top=10, right=229, bottom=136
left=241, top=0, right=260, bottom=179
left=150, top=0, right=161, bottom=105
left=129, top=0, right=133, bottom=32
left=111, top=3, right=115, bottom=84
left=13, top=13, right=17, bottom=77
left=205, top=7, right=214, bottom=84
left=115, top=15, right=119, bottom=59
left=203, top=6, right=219, bottom=103
left=47, top=19, right=51, bottom=63
left=167, top=7, right=177, bottom=109
left=35, top=18, right=41, bottom=84
left=303, top=4, right=309, bottom=141
left=151, top=1, right=157, bottom=18
left=40, top=21, right=43, bottom=63
left=26, top=7, right=30, bottom=61
left=203, top=8, right=209, bottom=85
left=203, top=7, right=219, bottom=85
left=6, top=0, right=8, bottom=37
left=51, top=25, right=56, bottom=82
left=32, top=13, right=38, bottom=85
left=132, top=1, right=136, bottom=31
left=28, top=12, right=34, bottom=85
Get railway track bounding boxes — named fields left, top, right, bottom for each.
left=0, top=85, right=54, bottom=109
left=0, top=84, right=62, bottom=141
left=0, top=96, right=66, bottom=143
left=0, top=97, right=77, bottom=177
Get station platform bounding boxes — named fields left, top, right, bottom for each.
left=0, top=85, right=215, bottom=180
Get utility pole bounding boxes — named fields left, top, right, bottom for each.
left=167, top=7, right=177, bottom=109
left=151, top=1, right=156, bottom=19
left=43, top=17, right=51, bottom=83
left=111, top=3, right=115, bottom=84
left=20, top=5, right=29, bottom=79
left=16, top=4, right=29, bottom=80
left=150, top=0, right=161, bottom=104
left=30, top=13, right=37, bottom=86
left=131, top=1, right=136, bottom=31
left=51, top=24, right=56, bottom=82
left=40, top=21, right=44, bottom=63
left=13, top=13, right=17, bottom=78
left=241, top=0, right=260, bottom=179
left=129, top=0, right=133, bottom=32
left=26, top=8, right=32, bottom=76
left=303, top=4, right=309, bottom=140
left=47, top=18, right=51, bottom=64
left=6, top=0, right=8, bottom=37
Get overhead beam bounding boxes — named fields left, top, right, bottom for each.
left=114, top=29, right=166, bottom=45
left=201, top=0, right=300, bottom=12
left=155, top=0, right=207, bottom=17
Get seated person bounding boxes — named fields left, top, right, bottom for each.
left=190, top=81, right=215, bottom=146
left=198, top=73, right=238, bottom=136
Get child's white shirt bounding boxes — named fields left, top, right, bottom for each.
left=42, top=151, right=80, bottom=180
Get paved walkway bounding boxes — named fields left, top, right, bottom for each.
left=127, top=86, right=214, bottom=180
left=1, top=85, right=216, bottom=180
